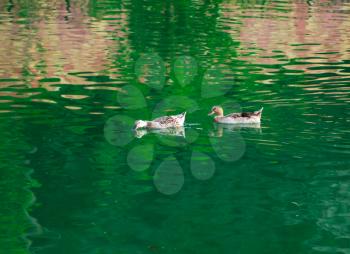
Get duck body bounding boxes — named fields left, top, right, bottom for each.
left=134, top=112, right=186, bottom=130
left=209, top=106, right=263, bottom=124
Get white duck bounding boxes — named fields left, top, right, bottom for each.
left=134, top=112, right=186, bottom=130
left=208, top=106, right=263, bottom=124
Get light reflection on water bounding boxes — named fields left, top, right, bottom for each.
left=0, top=0, right=350, bottom=253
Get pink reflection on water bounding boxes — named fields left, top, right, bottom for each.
left=221, top=1, right=350, bottom=72
left=0, top=0, right=129, bottom=89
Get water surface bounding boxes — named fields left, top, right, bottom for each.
left=1, top=0, right=350, bottom=253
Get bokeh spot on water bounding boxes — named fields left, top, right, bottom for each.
left=191, top=151, right=216, bottom=181
left=104, top=115, right=135, bottom=147
left=153, top=156, right=184, bottom=195
left=173, top=56, right=198, bottom=87
left=209, top=132, right=246, bottom=162
left=127, top=144, right=154, bottom=172
left=117, top=85, right=147, bottom=110
left=184, top=128, right=200, bottom=144
left=135, top=53, right=166, bottom=90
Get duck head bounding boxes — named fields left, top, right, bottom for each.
left=134, top=120, right=148, bottom=130
left=208, top=106, right=224, bottom=117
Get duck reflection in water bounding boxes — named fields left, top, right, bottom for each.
left=210, top=123, right=261, bottom=137
left=134, top=126, right=186, bottom=139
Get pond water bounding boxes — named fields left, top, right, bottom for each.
left=1, top=0, right=350, bottom=253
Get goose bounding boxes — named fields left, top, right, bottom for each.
left=208, top=106, right=263, bottom=124
left=134, top=112, right=186, bottom=130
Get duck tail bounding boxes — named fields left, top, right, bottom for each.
left=255, top=107, right=263, bottom=115
left=181, top=112, right=187, bottom=117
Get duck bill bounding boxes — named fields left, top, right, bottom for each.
left=208, top=111, right=215, bottom=116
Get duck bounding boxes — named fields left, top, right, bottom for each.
left=134, top=112, right=186, bottom=130
left=208, top=106, right=263, bottom=124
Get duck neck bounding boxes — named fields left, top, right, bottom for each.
left=216, top=108, right=224, bottom=117
left=216, top=111, right=224, bottom=117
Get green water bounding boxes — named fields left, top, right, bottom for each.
left=1, top=0, right=350, bottom=253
